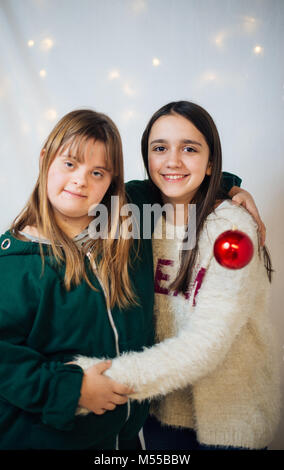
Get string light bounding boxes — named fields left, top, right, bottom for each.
left=121, top=109, right=136, bottom=121
left=41, top=38, right=54, bottom=51
left=21, top=122, right=31, bottom=135
left=27, top=40, right=34, bottom=47
left=214, top=32, right=225, bottom=47
left=131, top=0, right=147, bottom=13
left=108, top=69, right=120, bottom=80
left=253, top=45, right=263, bottom=55
left=39, top=69, right=47, bottom=78
left=36, top=123, right=47, bottom=140
left=45, top=109, right=57, bottom=121
left=152, top=57, right=160, bottom=67
left=243, top=16, right=257, bottom=33
left=203, top=72, right=217, bottom=81
left=197, top=71, right=219, bottom=88
left=123, top=83, right=135, bottom=96
left=125, top=110, right=134, bottom=118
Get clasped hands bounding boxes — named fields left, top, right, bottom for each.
left=75, top=360, right=131, bottom=416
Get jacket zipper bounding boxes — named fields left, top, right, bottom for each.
left=86, top=252, right=131, bottom=449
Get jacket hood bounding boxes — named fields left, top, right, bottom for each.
left=0, top=230, right=47, bottom=258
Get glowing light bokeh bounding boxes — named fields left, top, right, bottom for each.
left=108, top=70, right=120, bottom=80
left=152, top=57, right=160, bottom=66
left=40, top=38, right=54, bottom=51
left=44, top=109, right=57, bottom=121
left=253, top=45, right=263, bottom=54
left=123, top=83, right=135, bottom=96
left=243, top=15, right=258, bottom=33
left=131, top=0, right=147, bottom=13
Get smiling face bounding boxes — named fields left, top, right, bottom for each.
left=46, top=137, right=112, bottom=235
left=148, top=114, right=211, bottom=206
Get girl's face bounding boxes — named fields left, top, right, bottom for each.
left=46, top=138, right=112, bottom=233
left=148, top=114, right=211, bottom=206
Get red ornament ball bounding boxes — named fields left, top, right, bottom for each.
left=213, top=229, right=254, bottom=269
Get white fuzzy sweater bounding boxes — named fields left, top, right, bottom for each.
left=75, top=201, right=281, bottom=449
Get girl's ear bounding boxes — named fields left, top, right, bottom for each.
left=206, top=161, right=212, bottom=175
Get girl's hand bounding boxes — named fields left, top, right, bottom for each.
left=229, top=186, right=266, bottom=247
left=78, top=361, right=134, bottom=415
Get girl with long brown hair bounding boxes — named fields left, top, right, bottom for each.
left=75, top=101, right=280, bottom=451
left=0, top=109, right=155, bottom=450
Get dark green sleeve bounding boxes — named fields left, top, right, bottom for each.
left=0, top=258, right=84, bottom=432
left=126, top=174, right=242, bottom=204
left=125, top=179, right=162, bottom=207
left=221, top=171, right=242, bottom=193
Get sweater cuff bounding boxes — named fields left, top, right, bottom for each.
left=42, top=363, right=84, bottom=431
left=221, top=172, right=242, bottom=193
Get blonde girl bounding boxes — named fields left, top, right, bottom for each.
left=0, top=109, right=155, bottom=450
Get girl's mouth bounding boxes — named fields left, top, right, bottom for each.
left=63, top=189, right=87, bottom=198
left=161, top=174, right=189, bottom=182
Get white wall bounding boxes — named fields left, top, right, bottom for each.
left=0, top=0, right=283, bottom=449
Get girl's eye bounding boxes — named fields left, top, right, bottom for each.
left=184, top=146, right=196, bottom=153
left=64, top=161, right=74, bottom=168
left=92, top=171, right=103, bottom=177
left=153, top=146, right=166, bottom=152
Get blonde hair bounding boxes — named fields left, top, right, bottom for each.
left=11, top=109, right=138, bottom=309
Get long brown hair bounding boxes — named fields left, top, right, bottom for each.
left=141, top=101, right=273, bottom=292
left=11, top=109, right=138, bottom=309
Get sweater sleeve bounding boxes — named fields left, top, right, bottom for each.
left=74, top=205, right=265, bottom=403
left=0, top=258, right=84, bottom=431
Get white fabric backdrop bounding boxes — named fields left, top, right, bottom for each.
left=0, top=0, right=283, bottom=449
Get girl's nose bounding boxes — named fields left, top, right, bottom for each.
left=72, top=168, right=87, bottom=187
left=166, top=149, right=182, bottom=168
